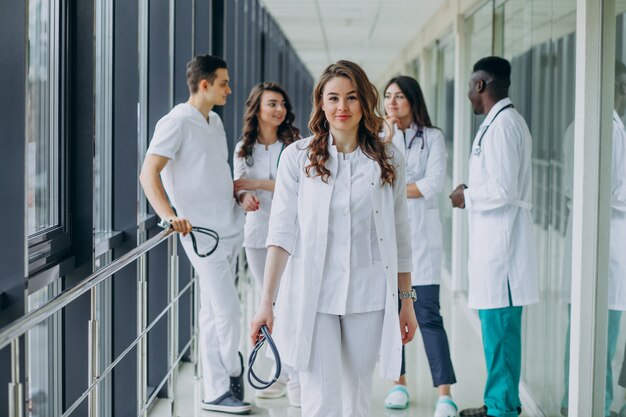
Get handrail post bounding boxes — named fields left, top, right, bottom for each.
left=8, top=339, right=23, bottom=417
left=88, top=288, right=100, bottom=417
left=167, top=235, right=179, bottom=416
left=137, top=250, right=148, bottom=416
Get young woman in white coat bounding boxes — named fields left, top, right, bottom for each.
left=382, top=76, right=458, bottom=417
left=250, top=60, right=418, bottom=417
left=232, top=82, right=301, bottom=405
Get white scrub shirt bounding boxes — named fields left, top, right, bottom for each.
left=463, top=98, right=540, bottom=309
left=233, top=140, right=284, bottom=248
left=147, top=103, right=244, bottom=238
left=317, top=144, right=386, bottom=315
left=391, top=124, right=447, bottom=285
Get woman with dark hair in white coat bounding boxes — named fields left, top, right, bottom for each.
left=382, top=76, right=458, bottom=417
left=250, top=60, right=418, bottom=417
left=233, top=82, right=301, bottom=405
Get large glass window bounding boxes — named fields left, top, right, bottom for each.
left=431, top=37, right=455, bottom=273
left=499, top=0, right=576, bottom=414
left=26, top=0, right=60, bottom=236
left=604, top=3, right=626, bottom=415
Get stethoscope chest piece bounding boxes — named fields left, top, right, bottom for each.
left=245, top=153, right=254, bottom=167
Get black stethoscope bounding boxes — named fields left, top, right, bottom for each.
left=404, top=128, right=425, bottom=151
left=247, top=324, right=282, bottom=390
left=472, top=104, right=514, bottom=157
left=158, top=218, right=219, bottom=258
left=245, top=142, right=285, bottom=168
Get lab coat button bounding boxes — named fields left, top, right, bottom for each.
left=375, top=210, right=379, bottom=214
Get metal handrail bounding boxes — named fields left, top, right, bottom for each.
left=0, top=229, right=174, bottom=350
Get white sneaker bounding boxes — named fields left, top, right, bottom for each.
left=287, top=380, right=301, bottom=408
left=255, top=380, right=287, bottom=399
left=384, top=385, right=409, bottom=409
left=434, top=395, right=458, bottom=417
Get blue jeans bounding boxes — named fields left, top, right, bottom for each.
left=399, top=285, right=456, bottom=386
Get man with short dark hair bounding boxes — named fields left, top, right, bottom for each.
left=140, top=54, right=253, bottom=414
left=450, top=56, right=539, bottom=417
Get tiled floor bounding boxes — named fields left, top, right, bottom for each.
left=149, top=277, right=529, bottom=417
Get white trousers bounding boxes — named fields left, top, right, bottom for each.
left=180, top=233, right=243, bottom=401
left=244, top=246, right=266, bottom=290
left=245, top=246, right=300, bottom=385
left=300, top=311, right=384, bottom=417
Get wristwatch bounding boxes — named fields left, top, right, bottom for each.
left=398, top=289, right=417, bottom=302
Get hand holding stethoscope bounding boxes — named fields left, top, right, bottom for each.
left=248, top=303, right=282, bottom=389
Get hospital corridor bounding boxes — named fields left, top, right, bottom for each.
left=2, top=1, right=626, bottom=417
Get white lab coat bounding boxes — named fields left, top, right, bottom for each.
left=266, top=136, right=413, bottom=380
left=391, top=125, right=447, bottom=285
left=233, top=140, right=283, bottom=248
left=463, top=98, right=540, bottom=309
left=561, top=111, right=626, bottom=310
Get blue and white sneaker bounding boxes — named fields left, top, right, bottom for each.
left=434, top=395, right=458, bottom=417
left=384, top=385, right=409, bottom=409
left=201, top=391, right=252, bottom=414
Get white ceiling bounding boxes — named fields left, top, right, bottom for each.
left=261, top=0, right=446, bottom=83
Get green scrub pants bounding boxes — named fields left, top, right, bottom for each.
left=561, top=307, right=622, bottom=417
left=478, top=305, right=523, bottom=417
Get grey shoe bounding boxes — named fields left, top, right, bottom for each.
left=201, top=391, right=251, bottom=414
left=230, top=352, right=245, bottom=401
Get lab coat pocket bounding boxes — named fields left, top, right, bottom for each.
left=470, top=211, right=507, bottom=261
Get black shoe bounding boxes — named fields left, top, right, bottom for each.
left=230, top=351, right=245, bottom=401
left=201, top=391, right=251, bottom=414
left=460, top=406, right=490, bottom=417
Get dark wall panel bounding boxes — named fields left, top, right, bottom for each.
left=0, top=0, right=26, bottom=331
left=175, top=0, right=193, bottom=104
left=148, top=0, right=172, bottom=139
left=112, top=0, right=140, bottom=414
left=0, top=2, right=26, bottom=413
left=64, top=0, right=95, bottom=414
left=194, top=0, right=211, bottom=55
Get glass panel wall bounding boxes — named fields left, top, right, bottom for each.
left=499, top=0, right=576, bottom=414
left=605, top=3, right=626, bottom=415
left=432, top=37, right=455, bottom=273
left=26, top=0, right=59, bottom=236
left=465, top=1, right=493, bottom=136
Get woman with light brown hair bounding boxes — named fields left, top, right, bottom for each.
left=250, top=60, right=418, bottom=417
left=233, top=82, right=301, bottom=405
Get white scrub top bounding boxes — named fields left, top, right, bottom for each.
left=391, top=124, right=447, bottom=285
left=266, top=136, right=412, bottom=380
left=561, top=111, right=626, bottom=310
left=233, top=140, right=284, bottom=248
left=147, top=103, right=244, bottom=238
left=317, top=144, right=386, bottom=315
left=463, top=98, right=540, bottom=309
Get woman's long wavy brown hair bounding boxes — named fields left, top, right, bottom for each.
left=237, top=82, right=300, bottom=158
left=306, top=60, right=396, bottom=185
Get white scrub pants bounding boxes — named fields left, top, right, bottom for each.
left=245, top=246, right=300, bottom=386
left=300, top=311, right=384, bottom=417
left=180, top=233, right=243, bottom=402
left=244, top=246, right=266, bottom=290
